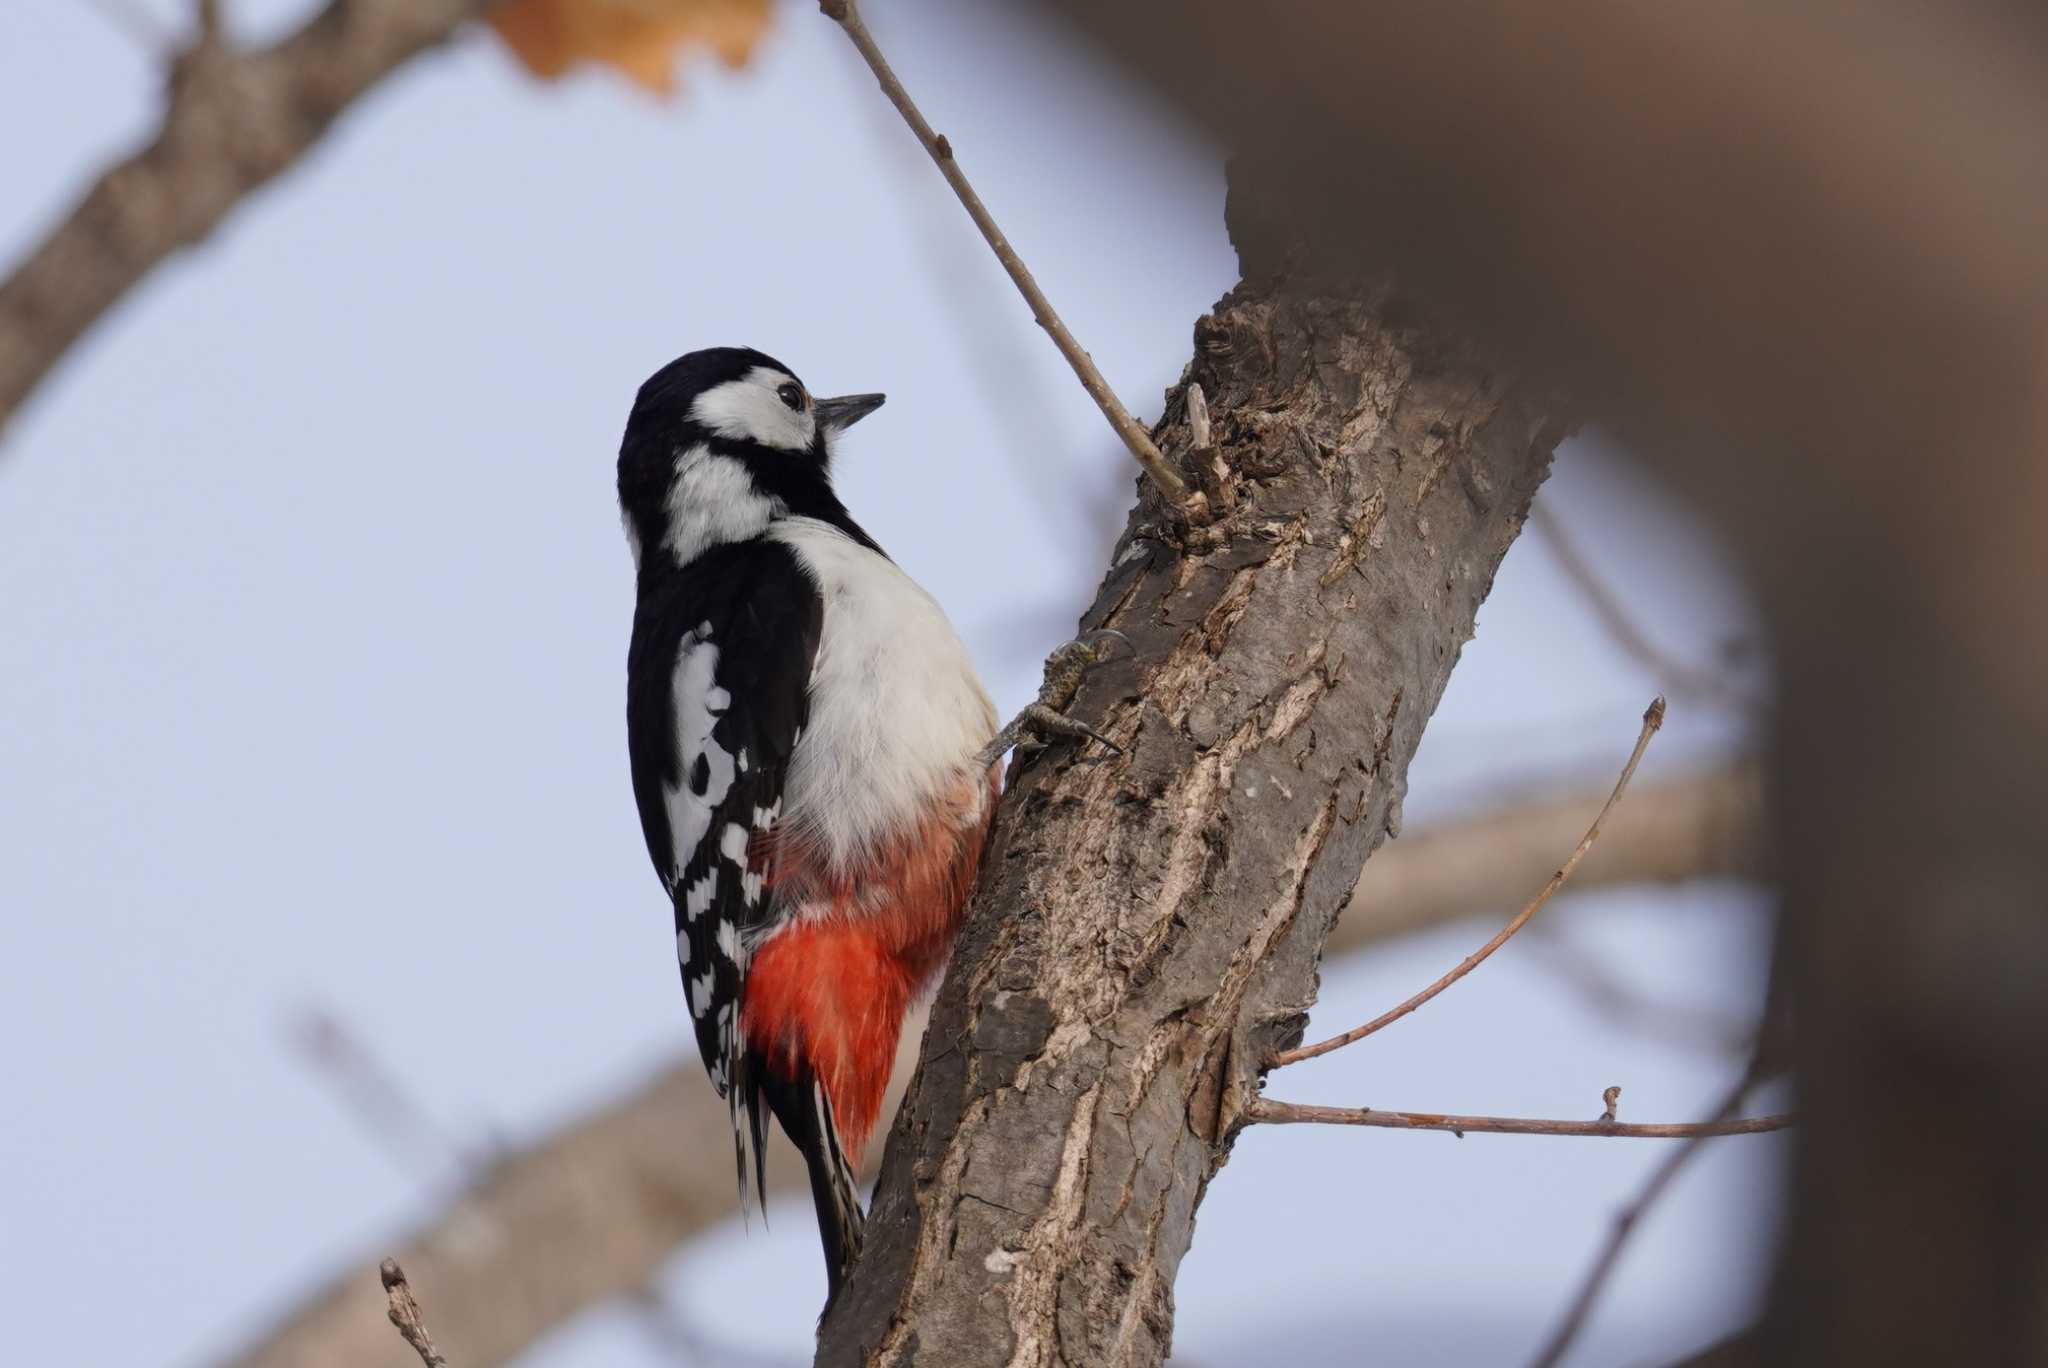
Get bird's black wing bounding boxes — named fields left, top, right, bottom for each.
left=625, top=538, right=821, bottom=1116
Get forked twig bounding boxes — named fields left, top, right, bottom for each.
left=1244, top=1097, right=1790, bottom=1139
left=1525, top=1074, right=1767, bottom=1368
left=819, top=0, right=1195, bottom=511
left=1269, top=697, right=1667, bottom=1068
left=380, top=1259, right=450, bottom=1367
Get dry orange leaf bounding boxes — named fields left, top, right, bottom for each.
left=488, top=0, right=773, bottom=96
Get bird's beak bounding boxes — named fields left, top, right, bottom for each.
left=814, top=392, right=886, bottom=433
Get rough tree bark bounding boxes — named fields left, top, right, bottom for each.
left=815, top=173, right=1566, bottom=1367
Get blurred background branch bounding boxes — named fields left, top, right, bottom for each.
left=218, top=756, right=1765, bottom=1368
left=0, top=0, right=489, bottom=436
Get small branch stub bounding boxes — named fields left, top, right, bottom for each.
left=1601, top=1085, right=1622, bottom=1124
left=1526, top=1074, right=1769, bottom=1367
left=380, top=1259, right=450, bottom=1367
left=1185, top=382, right=1237, bottom=515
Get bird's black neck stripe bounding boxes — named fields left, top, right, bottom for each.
left=633, top=438, right=888, bottom=591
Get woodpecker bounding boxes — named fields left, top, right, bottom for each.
left=618, top=347, right=1001, bottom=1300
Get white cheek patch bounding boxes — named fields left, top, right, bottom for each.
left=690, top=366, right=816, bottom=452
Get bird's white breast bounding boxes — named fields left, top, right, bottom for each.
left=769, top=516, right=997, bottom=874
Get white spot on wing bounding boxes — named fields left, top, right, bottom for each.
left=662, top=625, right=736, bottom=879
left=684, top=871, right=717, bottom=922
left=689, top=970, right=715, bottom=1018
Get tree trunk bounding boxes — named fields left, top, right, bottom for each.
left=1030, top=7, right=2048, bottom=1362
left=815, top=174, right=1566, bottom=1367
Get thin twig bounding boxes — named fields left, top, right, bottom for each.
left=1270, top=697, right=1667, bottom=1068
left=844, top=63, right=1105, bottom=558
left=1525, top=1075, right=1763, bottom=1368
left=1244, top=1096, right=1790, bottom=1139
left=380, top=1260, right=450, bottom=1367
left=818, top=0, right=1195, bottom=511
left=1531, top=503, right=1763, bottom=712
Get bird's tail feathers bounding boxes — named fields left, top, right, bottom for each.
left=731, top=1046, right=773, bottom=1226
left=756, top=1059, right=866, bottom=1303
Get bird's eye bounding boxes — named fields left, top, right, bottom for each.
left=776, top=383, right=804, bottom=412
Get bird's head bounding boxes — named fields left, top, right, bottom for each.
left=618, top=347, right=885, bottom=567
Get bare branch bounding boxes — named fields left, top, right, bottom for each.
left=1244, top=1095, right=1790, bottom=1139
left=1531, top=503, right=1763, bottom=713
left=1526, top=1075, right=1763, bottom=1368
left=817, top=0, right=1195, bottom=510
left=0, top=0, right=487, bottom=437
left=379, top=1260, right=450, bottom=1368
left=1271, top=696, right=1667, bottom=1067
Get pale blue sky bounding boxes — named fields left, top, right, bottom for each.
left=1, top=3, right=1777, bottom=1364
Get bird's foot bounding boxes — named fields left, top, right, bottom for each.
left=975, top=629, right=1131, bottom=771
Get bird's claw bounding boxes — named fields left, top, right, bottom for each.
left=976, top=629, right=1132, bottom=771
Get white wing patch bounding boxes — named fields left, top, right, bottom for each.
left=663, top=622, right=735, bottom=888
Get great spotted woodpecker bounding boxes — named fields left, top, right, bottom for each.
left=618, top=347, right=1001, bottom=1300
